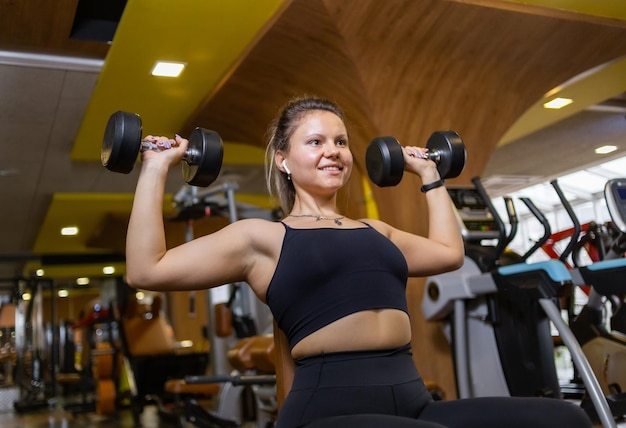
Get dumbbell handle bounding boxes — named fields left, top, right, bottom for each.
left=423, top=150, right=441, bottom=164
left=410, top=148, right=441, bottom=164
left=139, top=139, right=198, bottom=165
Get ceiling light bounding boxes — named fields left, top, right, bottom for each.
left=595, top=145, right=617, bottom=155
left=61, top=226, right=79, bottom=236
left=543, top=97, right=573, bottom=109
left=136, top=291, right=145, bottom=300
left=151, top=61, right=186, bottom=77
left=76, top=277, right=90, bottom=286
left=103, top=266, right=115, bottom=275
left=58, top=289, right=69, bottom=298
left=36, top=269, right=44, bottom=277
left=22, top=292, right=31, bottom=301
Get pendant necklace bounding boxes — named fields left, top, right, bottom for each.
left=288, top=214, right=345, bottom=226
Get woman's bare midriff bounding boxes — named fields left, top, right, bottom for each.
left=290, top=308, right=412, bottom=359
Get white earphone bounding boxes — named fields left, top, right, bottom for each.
left=282, top=159, right=291, bottom=175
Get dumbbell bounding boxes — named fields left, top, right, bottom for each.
left=101, top=111, right=223, bottom=187
left=365, top=130, right=466, bottom=187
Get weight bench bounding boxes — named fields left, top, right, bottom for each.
left=172, top=334, right=278, bottom=427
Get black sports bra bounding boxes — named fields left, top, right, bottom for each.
left=265, top=222, right=409, bottom=349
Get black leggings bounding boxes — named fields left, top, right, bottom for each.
left=276, top=345, right=592, bottom=428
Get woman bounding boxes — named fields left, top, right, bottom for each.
left=126, top=96, right=591, bottom=427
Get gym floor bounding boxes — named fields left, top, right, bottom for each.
left=0, top=404, right=267, bottom=428
left=0, top=397, right=261, bottom=428
left=0, top=405, right=171, bottom=428
left=0, top=404, right=622, bottom=428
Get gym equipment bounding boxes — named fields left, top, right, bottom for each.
left=0, top=302, right=16, bottom=389
left=115, top=291, right=210, bottom=426
left=180, top=335, right=278, bottom=428
left=13, top=278, right=53, bottom=413
left=157, top=182, right=275, bottom=428
left=62, top=300, right=120, bottom=417
left=421, top=177, right=617, bottom=428
left=101, top=111, right=224, bottom=187
left=606, top=178, right=626, bottom=234
left=604, top=179, right=626, bottom=336
left=171, top=182, right=273, bottom=376
left=365, top=131, right=466, bottom=187
left=545, top=179, right=626, bottom=420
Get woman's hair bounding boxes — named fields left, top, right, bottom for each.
left=265, top=96, right=346, bottom=214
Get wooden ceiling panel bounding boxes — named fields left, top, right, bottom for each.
left=186, top=0, right=377, bottom=151
left=185, top=0, right=379, bottom=218
left=321, top=0, right=626, bottom=175
left=188, top=0, right=626, bottom=228
left=188, top=0, right=626, bottom=182
left=0, top=0, right=110, bottom=58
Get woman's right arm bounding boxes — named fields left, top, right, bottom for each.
left=125, top=137, right=175, bottom=288
left=125, top=135, right=255, bottom=292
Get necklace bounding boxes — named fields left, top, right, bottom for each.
left=288, top=214, right=345, bottom=226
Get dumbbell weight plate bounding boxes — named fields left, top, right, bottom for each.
left=101, top=111, right=143, bottom=174
left=182, top=127, right=224, bottom=187
left=426, top=131, right=466, bottom=179
left=365, top=136, right=404, bottom=187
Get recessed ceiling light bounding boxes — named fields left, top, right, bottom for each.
left=58, top=289, right=69, bottom=298
left=103, top=266, right=115, bottom=275
left=151, top=61, right=186, bottom=77
left=543, top=97, right=573, bottom=109
left=61, top=226, right=79, bottom=236
left=36, top=269, right=44, bottom=277
left=76, top=277, right=90, bottom=286
left=595, top=145, right=617, bottom=155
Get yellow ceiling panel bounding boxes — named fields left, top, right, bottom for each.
left=501, top=57, right=626, bottom=144
left=223, top=142, right=266, bottom=165
left=71, top=0, right=287, bottom=161
left=29, top=189, right=273, bottom=277
left=32, top=193, right=175, bottom=255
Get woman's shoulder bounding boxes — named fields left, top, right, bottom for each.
left=234, top=217, right=284, bottom=228
left=229, top=217, right=286, bottom=242
left=357, top=217, right=391, bottom=235
left=233, top=218, right=287, bottom=264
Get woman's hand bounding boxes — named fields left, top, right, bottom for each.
left=142, top=134, right=189, bottom=169
left=402, top=145, right=441, bottom=184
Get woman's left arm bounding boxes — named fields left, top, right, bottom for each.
left=369, top=145, right=465, bottom=276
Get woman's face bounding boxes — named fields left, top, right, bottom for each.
left=281, top=110, right=353, bottom=193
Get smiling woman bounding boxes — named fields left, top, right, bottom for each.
left=2, top=0, right=626, bottom=424
left=122, top=95, right=592, bottom=428
left=266, top=98, right=353, bottom=215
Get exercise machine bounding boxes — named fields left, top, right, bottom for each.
left=13, top=278, right=53, bottom=413
left=546, top=179, right=626, bottom=419
left=422, top=177, right=616, bottom=428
